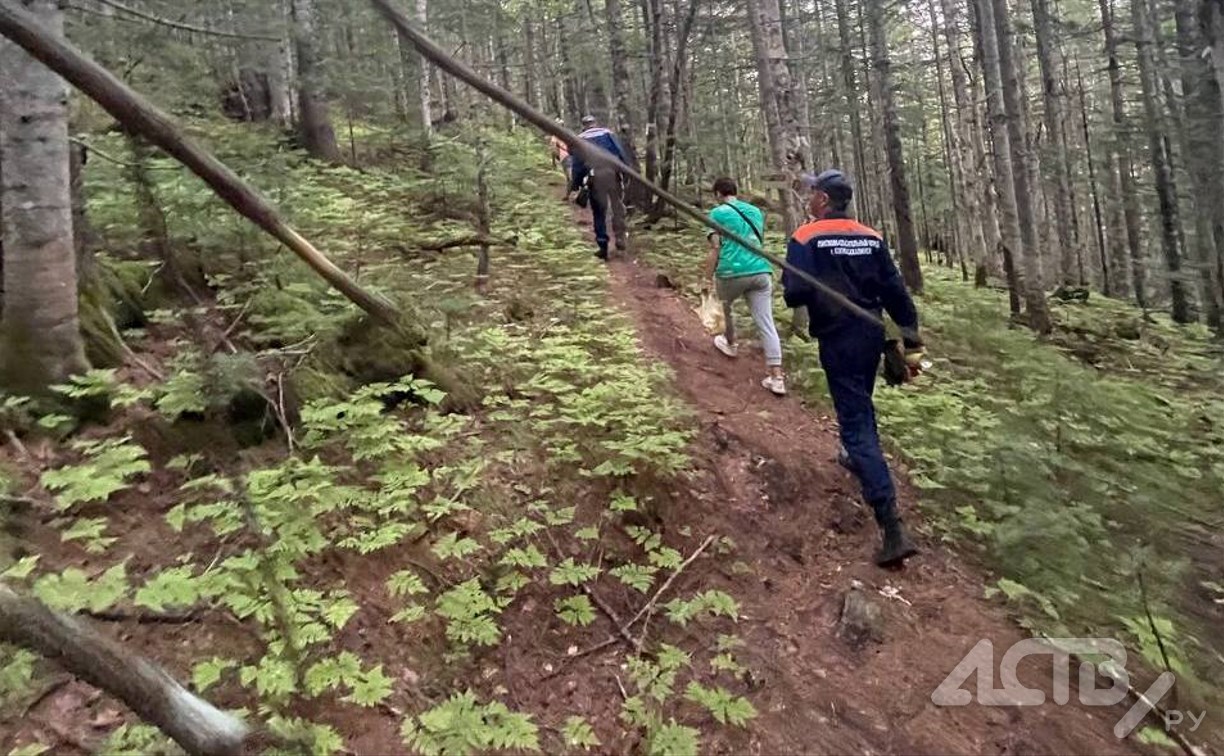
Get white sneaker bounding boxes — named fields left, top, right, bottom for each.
left=762, top=375, right=787, bottom=396
left=714, top=335, right=738, bottom=358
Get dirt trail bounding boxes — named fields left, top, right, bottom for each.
left=601, top=251, right=1142, bottom=755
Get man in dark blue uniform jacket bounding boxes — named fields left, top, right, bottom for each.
left=782, top=170, right=922, bottom=567
left=569, top=115, right=629, bottom=260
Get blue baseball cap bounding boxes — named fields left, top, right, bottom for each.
left=801, top=169, right=853, bottom=197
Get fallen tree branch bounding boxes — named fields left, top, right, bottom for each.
left=628, top=535, right=716, bottom=651
left=0, top=584, right=250, bottom=755
left=69, top=135, right=163, bottom=170
left=581, top=583, right=637, bottom=648
left=0, top=1, right=398, bottom=325
left=102, top=305, right=166, bottom=381
left=413, top=234, right=518, bottom=252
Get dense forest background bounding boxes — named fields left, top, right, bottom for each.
left=1, top=0, right=1223, bottom=752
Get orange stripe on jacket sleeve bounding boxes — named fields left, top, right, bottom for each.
left=791, top=218, right=883, bottom=244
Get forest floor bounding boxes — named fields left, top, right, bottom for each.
left=600, top=250, right=1141, bottom=754
left=0, top=127, right=1214, bottom=755
left=550, top=199, right=1145, bottom=754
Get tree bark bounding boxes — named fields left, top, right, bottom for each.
left=1030, top=0, right=1079, bottom=285
left=0, top=0, right=89, bottom=394
left=1133, top=0, right=1193, bottom=322
left=605, top=0, right=644, bottom=207
left=0, top=584, right=250, bottom=756
left=867, top=0, right=923, bottom=293
left=290, top=0, right=341, bottom=162
left=747, top=0, right=806, bottom=232
left=1209, top=0, right=1224, bottom=106
left=523, top=14, right=537, bottom=109
left=1100, top=0, right=1145, bottom=305
left=973, top=0, right=1028, bottom=320
left=268, top=0, right=293, bottom=128
left=1176, top=0, right=1224, bottom=327
left=991, top=0, right=1052, bottom=332
left=643, top=0, right=664, bottom=185
left=964, top=0, right=1004, bottom=283
left=653, top=0, right=699, bottom=212
left=937, top=0, right=989, bottom=285
left=1073, top=56, right=1112, bottom=295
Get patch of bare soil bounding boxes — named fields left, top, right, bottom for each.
left=587, top=253, right=1145, bottom=755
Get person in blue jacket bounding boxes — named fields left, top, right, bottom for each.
left=782, top=170, right=924, bottom=567
left=569, top=115, right=629, bottom=260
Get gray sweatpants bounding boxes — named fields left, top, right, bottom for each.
left=717, top=273, right=783, bottom=367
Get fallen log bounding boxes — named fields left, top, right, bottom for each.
left=414, top=234, right=518, bottom=252
left=0, top=584, right=250, bottom=756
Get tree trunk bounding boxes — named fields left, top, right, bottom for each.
left=1205, top=0, right=1224, bottom=111
left=556, top=13, right=581, bottom=124
left=1100, top=0, right=1145, bottom=305
left=290, top=0, right=341, bottom=162
left=786, top=0, right=817, bottom=169
left=605, top=0, right=644, bottom=207
left=866, top=0, right=923, bottom=293
left=523, top=15, right=537, bottom=109
left=973, top=0, right=1028, bottom=319
left=268, top=0, right=293, bottom=128
left=474, top=142, right=491, bottom=291
left=1133, top=0, right=1193, bottom=322
left=643, top=0, right=664, bottom=185
left=937, top=0, right=990, bottom=285
left=747, top=0, right=806, bottom=232
left=416, top=0, right=434, bottom=135
left=965, top=0, right=1004, bottom=282
left=1176, top=0, right=1224, bottom=327
left=0, top=0, right=89, bottom=394
left=1030, top=0, right=1079, bottom=285
left=1073, top=56, right=1112, bottom=295
left=653, top=0, right=699, bottom=212
left=991, top=0, right=1052, bottom=332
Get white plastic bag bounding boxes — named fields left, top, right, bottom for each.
left=695, top=289, right=725, bottom=336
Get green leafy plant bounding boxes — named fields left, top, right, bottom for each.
left=645, top=722, right=700, bottom=756
left=40, top=437, right=150, bottom=510
left=435, top=579, right=501, bottom=647
left=60, top=516, right=116, bottom=553
left=684, top=682, right=757, bottom=727
left=400, top=691, right=540, bottom=755
left=33, top=564, right=128, bottom=613
left=562, top=716, right=601, bottom=750
left=549, top=558, right=600, bottom=587
left=555, top=594, right=596, bottom=626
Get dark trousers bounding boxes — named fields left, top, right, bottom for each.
left=819, top=323, right=898, bottom=527
left=590, top=170, right=627, bottom=253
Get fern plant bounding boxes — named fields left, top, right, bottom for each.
left=400, top=691, right=540, bottom=755
left=40, top=437, right=150, bottom=510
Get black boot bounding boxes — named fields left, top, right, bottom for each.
left=874, top=519, right=918, bottom=567
left=595, top=245, right=609, bottom=261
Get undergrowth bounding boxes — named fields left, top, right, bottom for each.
left=0, top=125, right=756, bottom=755
left=637, top=219, right=1224, bottom=718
